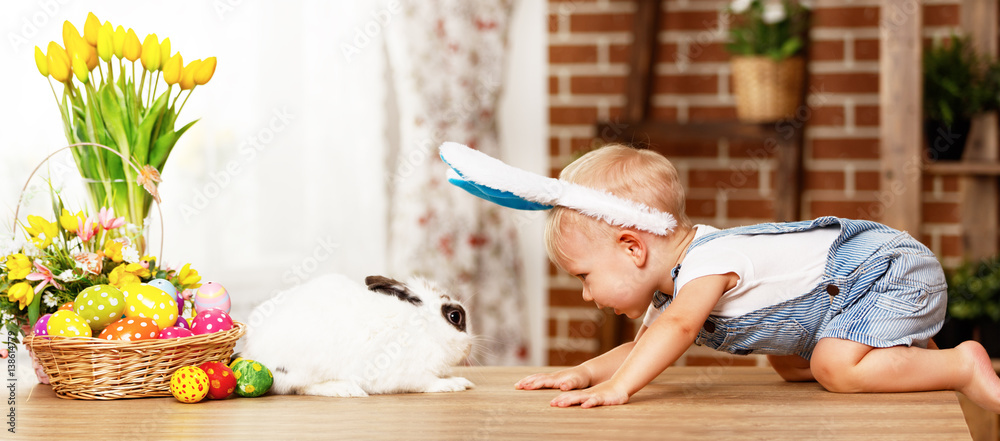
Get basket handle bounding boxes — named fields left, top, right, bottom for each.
left=11, top=142, right=165, bottom=263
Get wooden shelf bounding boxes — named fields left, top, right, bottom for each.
left=924, top=161, right=1000, bottom=176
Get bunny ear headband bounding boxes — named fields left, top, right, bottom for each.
left=438, top=142, right=677, bottom=236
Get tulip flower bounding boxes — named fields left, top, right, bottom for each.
left=195, top=56, right=217, bottom=85
left=179, top=59, right=201, bottom=90
left=123, top=28, right=141, bottom=62
left=4, top=254, right=32, bottom=280
left=59, top=209, right=85, bottom=233
left=141, top=33, right=161, bottom=71
left=72, top=55, right=89, bottom=83
left=113, top=25, right=126, bottom=59
left=162, top=53, right=183, bottom=85
left=85, top=43, right=98, bottom=71
left=33, top=46, right=48, bottom=77
left=62, top=20, right=81, bottom=50
left=7, top=282, right=34, bottom=310
left=97, top=22, right=114, bottom=62
left=25, top=215, right=57, bottom=249
left=83, top=12, right=100, bottom=46
left=177, top=263, right=202, bottom=289
left=46, top=42, right=71, bottom=83
left=160, top=37, right=171, bottom=64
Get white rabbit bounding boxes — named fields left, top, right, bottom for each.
left=241, top=274, right=474, bottom=397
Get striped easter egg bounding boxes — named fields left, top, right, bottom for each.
left=194, top=282, right=231, bottom=314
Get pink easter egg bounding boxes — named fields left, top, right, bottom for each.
left=191, top=308, right=234, bottom=335
left=175, top=316, right=190, bottom=330
left=32, top=314, right=52, bottom=338
left=158, top=326, right=195, bottom=339
left=194, top=282, right=231, bottom=314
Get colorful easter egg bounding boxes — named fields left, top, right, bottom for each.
left=194, top=282, right=231, bottom=314
left=191, top=308, right=234, bottom=335
left=32, top=314, right=51, bottom=338
left=175, top=316, right=190, bottom=330
left=231, top=359, right=272, bottom=398
left=122, top=284, right=178, bottom=330
left=147, top=278, right=178, bottom=297
left=170, top=366, right=210, bottom=403
left=73, top=284, right=126, bottom=332
left=47, top=310, right=92, bottom=338
left=97, top=317, right=160, bottom=341
left=158, top=326, right=195, bottom=339
left=199, top=361, right=237, bottom=400
left=58, top=302, right=74, bottom=311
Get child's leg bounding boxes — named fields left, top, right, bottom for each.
left=766, top=354, right=814, bottom=382
left=811, top=337, right=1000, bottom=413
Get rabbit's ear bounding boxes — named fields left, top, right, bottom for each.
left=365, top=275, right=423, bottom=306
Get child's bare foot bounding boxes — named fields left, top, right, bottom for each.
left=956, top=341, right=1000, bottom=413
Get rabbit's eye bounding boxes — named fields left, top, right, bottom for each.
left=442, top=305, right=466, bottom=332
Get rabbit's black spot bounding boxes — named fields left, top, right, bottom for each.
left=365, top=275, right=423, bottom=306
left=442, top=304, right=466, bottom=332
left=274, top=366, right=288, bottom=374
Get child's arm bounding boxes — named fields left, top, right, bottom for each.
left=515, top=335, right=642, bottom=391
left=549, top=273, right=733, bottom=408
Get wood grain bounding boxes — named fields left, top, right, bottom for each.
left=16, top=367, right=970, bottom=440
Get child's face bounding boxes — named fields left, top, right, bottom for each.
left=555, top=223, right=657, bottom=319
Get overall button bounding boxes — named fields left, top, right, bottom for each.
left=826, top=285, right=839, bottom=296
left=703, top=321, right=716, bottom=333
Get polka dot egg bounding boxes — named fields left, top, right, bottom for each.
left=191, top=308, right=234, bottom=335
left=194, top=282, right=231, bottom=314
left=147, top=278, right=182, bottom=316
left=97, top=317, right=160, bottom=341
left=158, top=326, right=195, bottom=339
left=122, top=283, right=178, bottom=330
left=31, top=313, right=51, bottom=339
left=231, top=359, right=273, bottom=398
left=199, top=361, right=237, bottom=400
left=46, top=310, right=92, bottom=338
left=170, top=366, right=210, bottom=403
left=73, top=284, right=126, bottom=333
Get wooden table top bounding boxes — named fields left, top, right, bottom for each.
left=16, top=366, right=971, bottom=440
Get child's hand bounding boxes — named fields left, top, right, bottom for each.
left=515, top=366, right=592, bottom=391
left=549, top=381, right=630, bottom=408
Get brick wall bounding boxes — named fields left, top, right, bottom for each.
left=545, top=0, right=964, bottom=366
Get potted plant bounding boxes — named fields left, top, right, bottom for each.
left=940, top=256, right=1000, bottom=357
left=923, top=35, right=1000, bottom=161
left=724, top=0, right=810, bottom=122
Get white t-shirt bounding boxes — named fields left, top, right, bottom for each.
left=643, top=224, right=840, bottom=327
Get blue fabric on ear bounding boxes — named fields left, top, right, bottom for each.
left=446, top=176, right=552, bottom=211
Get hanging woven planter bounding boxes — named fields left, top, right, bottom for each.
left=731, top=55, right=805, bottom=122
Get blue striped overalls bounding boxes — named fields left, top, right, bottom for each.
left=651, top=217, right=947, bottom=360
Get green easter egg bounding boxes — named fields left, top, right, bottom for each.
left=231, top=359, right=273, bottom=398
left=73, top=285, right=125, bottom=332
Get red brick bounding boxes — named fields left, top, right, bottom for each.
left=686, top=42, right=730, bottom=63
left=549, top=76, right=559, bottom=95
left=729, top=140, right=775, bottom=158
left=689, top=169, right=760, bottom=190
left=686, top=198, right=717, bottom=217
left=549, top=288, right=587, bottom=307
left=570, top=13, right=633, bottom=32
left=855, top=105, right=880, bottom=126
left=651, top=106, right=679, bottom=120
left=685, top=355, right=759, bottom=367
left=728, top=199, right=774, bottom=219
left=811, top=200, right=877, bottom=220
left=939, top=234, right=961, bottom=258
left=689, top=106, right=738, bottom=120
left=550, top=106, right=599, bottom=125
left=650, top=140, right=719, bottom=158
left=805, top=171, right=845, bottom=190
left=812, top=7, right=879, bottom=28
left=920, top=175, right=959, bottom=192
left=810, top=73, right=879, bottom=94
left=811, top=138, right=880, bottom=159
left=854, top=39, right=879, bottom=60
left=570, top=137, right=596, bottom=155
left=855, top=171, right=880, bottom=191
left=812, top=106, right=846, bottom=126
left=571, top=75, right=627, bottom=94
left=923, top=4, right=960, bottom=27
left=550, top=45, right=598, bottom=64
left=811, top=40, right=845, bottom=61
left=654, top=74, right=718, bottom=94
left=548, top=349, right=594, bottom=366
left=662, top=10, right=719, bottom=31
left=549, top=137, right=560, bottom=156
left=609, top=43, right=632, bottom=63
left=923, top=202, right=960, bottom=223
left=548, top=14, right=560, bottom=33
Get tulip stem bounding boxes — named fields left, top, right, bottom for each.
left=150, top=72, right=160, bottom=107
left=177, top=89, right=193, bottom=117
left=97, top=63, right=104, bottom=85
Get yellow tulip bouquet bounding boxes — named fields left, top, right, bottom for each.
left=33, top=12, right=217, bottom=229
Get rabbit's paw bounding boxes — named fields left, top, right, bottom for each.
left=301, top=380, right=369, bottom=397
left=423, top=376, right=474, bottom=393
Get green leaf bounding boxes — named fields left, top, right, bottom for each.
left=150, top=119, right=197, bottom=171
left=133, top=92, right=170, bottom=166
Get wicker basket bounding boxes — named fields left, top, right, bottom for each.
left=24, top=322, right=245, bottom=400
left=730, top=55, right=805, bottom=122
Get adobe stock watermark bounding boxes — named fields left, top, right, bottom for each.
left=6, top=0, right=72, bottom=54
left=178, top=107, right=295, bottom=222
left=341, top=0, right=401, bottom=63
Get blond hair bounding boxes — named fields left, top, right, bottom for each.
left=544, top=145, right=690, bottom=264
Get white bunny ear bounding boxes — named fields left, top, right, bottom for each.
left=439, top=142, right=677, bottom=235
